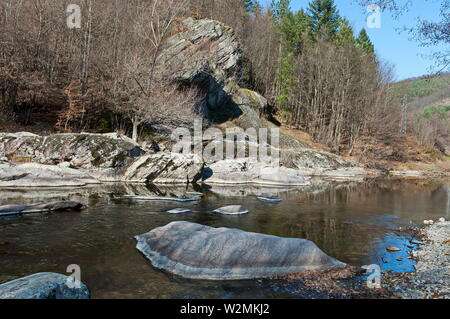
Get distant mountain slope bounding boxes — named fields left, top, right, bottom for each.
left=392, top=73, right=450, bottom=112
left=390, top=74, right=450, bottom=155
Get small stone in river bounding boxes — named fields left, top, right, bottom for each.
left=386, top=246, right=401, bottom=252
left=407, top=245, right=414, bottom=249
left=214, top=205, right=249, bottom=215
left=439, top=218, right=446, bottom=223
left=397, top=258, right=403, bottom=261
left=257, top=195, right=283, bottom=203
left=410, top=240, right=423, bottom=245
left=424, top=220, right=434, bottom=225
left=167, top=208, right=192, bottom=214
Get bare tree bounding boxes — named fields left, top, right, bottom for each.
left=117, top=0, right=191, bottom=141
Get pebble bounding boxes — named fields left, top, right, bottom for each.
left=384, top=221, right=450, bottom=299
left=386, top=246, right=401, bottom=252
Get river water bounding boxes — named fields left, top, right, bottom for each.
left=0, top=178, right=449, bottom=298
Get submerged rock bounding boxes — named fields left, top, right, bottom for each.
left=167, top=208, right=192, bottom=214
left=0, top=201, right=86, bottom=217
left=213, top=205, right=248, bottom=215
left=0, top=273, right=90, bottom=299
left=386, top=246, right=402, bottom=252
left=135, top=221, right=346, bottom=280
left=123, top=195, right=200, bottom=203
left=257, top=195, right=283, bottom=203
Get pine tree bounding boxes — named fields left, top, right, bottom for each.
left=307, top=0, right=340, bottom=39
left=278, top=9, right=309, bottom=54
left=242, top=0, right=256, bottom=12
left=271, top=3, right=310, bottom=120
left=356, top=28, right=375, bottom=54
left=335, top=18, right=355, bottom=46
left=270, top=0, right=291, bottom=23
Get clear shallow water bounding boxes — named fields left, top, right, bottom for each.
left=0, top=178, right=449, bottom=299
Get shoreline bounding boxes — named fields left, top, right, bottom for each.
left=384, top=220, right=450, bottom=299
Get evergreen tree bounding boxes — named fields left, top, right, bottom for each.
left=356, top=28, right=375, bottom=54
left=335, top=18, right=355, bottom=46
left=307, top=0, right=340, bottom=39
left=270, top=0, right=291, bottom=23
left=271, top=3, right=310, bottom=117
left=242, top=0, right=256, bottom=12
left=279, top=9, right=310, bottom=53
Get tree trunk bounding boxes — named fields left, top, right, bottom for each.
left=132, top=119, right=138, bottom=142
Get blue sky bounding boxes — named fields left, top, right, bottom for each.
left=260, top=0, right=446, bottom=81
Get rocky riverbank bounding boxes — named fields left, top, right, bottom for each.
left=384, top=220, right=450, bottom=299
left=0, top=131, right=369, bottom=187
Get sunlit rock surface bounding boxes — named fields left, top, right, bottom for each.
left=123, top=152, right=204, bottom=184
left=0, top=163, right=99, bottom=187
left=135, top=221, right=347, bottom=280
left=0, top=273, right=90, bottom=299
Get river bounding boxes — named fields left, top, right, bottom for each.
left=0, top=178, right=448, bottom=298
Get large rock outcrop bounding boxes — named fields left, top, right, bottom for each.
left=159, top=18, right=366, bottom=180
left=0, top=132, right=204, bottom=184
left=124, top=152, right=204, bottom=184
left=0, top=273, right=90, bottom=299
left=0, top=132, right=144, bottom=180
left=159, top=18, right=268, bottom=127
left=135, top=221, right=347, bottom=280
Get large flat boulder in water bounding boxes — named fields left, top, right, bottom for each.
left=135, top=221, right=346, bottom=280
left=0, top=273, right=90, bottom=299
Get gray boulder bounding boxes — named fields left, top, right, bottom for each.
left=281, top=148, right=366, bottom=179
left=0, top=273, right=90, bottom=299
left=0, top=132, right=144, bottom=181
left=123, top=152, right=204, bottom=184
left=203, top=158, right=311, bottom=186
left=0, top=163, right=99, bottom=187
left=135, top=221, right=346, bottom=280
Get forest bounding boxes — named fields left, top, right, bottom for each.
left=0, top=0, right=448, bottom=158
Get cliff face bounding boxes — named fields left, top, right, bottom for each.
left=158, top=18, right=268, bottom=126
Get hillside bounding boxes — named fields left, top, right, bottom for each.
left=392, top=73, right=450, bottom=107
left=390, top=74, right=450, bottom=159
